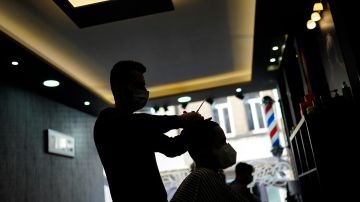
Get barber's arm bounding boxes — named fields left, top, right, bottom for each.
left=152, top=134, right=187, bottom=157
left=134, top=111, right=204, bottom=133
left=146, top=111, right=204, bottom=157
left=137, top=112, right=204, bottom=157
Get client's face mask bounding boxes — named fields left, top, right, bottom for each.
left=130, top=89, right=149, bottom=111
left=213, top=143, right=237, bottom=169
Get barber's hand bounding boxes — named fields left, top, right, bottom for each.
left=179, top=111, right=204, bottom=127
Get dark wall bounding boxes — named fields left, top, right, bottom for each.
left=0, top=84, right=104, bottom=202
left=328, top=0, right=360, bottom=103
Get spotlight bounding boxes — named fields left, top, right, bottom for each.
left=163, top=105, right=168, bottom=112
left=181, top=102, right=188, bottom=109
left=306, top=20, right=316, bottom=30
left=153, top=105, right=160, bottom=112
left=313, top=2, right=324, bottom=12
left=311, top=12, right=321, bottom=22
left=205, top=97, right=214, bottom=105
left=235, top=92, right=244, bottom=100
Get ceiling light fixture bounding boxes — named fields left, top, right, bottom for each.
left=11, top=61, right=19, bottom=66
left=43, top=80, right=60, bottom=87
left=236, top=88, right=242, bottom=93
left=235, top=91, right=244, bottom=100
left=152, top=105, right=160, bottom=113
left=163, top=105, right=168, bottom=112
left=55, top=0, right=175, bottom=28
left=313, top=2, right=324, bottom=11
left=181, top=102, right=189, bottom=109
left=67, top=0, right=110, bottom=7
left=177, top=96, right=191, bottom=103
left=307, top=2, right=324, bottom=30
left=268, top=35, right=287, bottom=71
left=311, top=12, right=321, bottom=22
left=84, top=101, right=91, bottom=106
left=205, top=97, right=214, bottom=105
left=306, top=20, right=316, bottom=30
left=267, top=65, right=279, bottom=71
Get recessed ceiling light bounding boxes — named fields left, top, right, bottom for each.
left=84, top=101, right=91, bottom=106
left=177, top=96, right=191, bottom=103
left=236, top=88, right=242, bottom=93
left=67, top=0, right=110, bottom=7
left=11, top=61, right=19, bottom=66
left=43, top=80, right=60, bottom=87
left=55, top=0, right=175, bottom=28
left=267, top=65, right=279, bottom=71
left=272, top=46, right=279, bottom=51
left=270, top=58, right=276, bottom=63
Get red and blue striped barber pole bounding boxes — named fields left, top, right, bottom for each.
left=265, top=100, right=280, bottom=147
left=262, top=96, right=283, bottom=158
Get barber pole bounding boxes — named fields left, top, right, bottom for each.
left=262, top=96, right=283, bottom=158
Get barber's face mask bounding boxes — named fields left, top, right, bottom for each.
left=130, top=89, right=149, bottom=111
left=213, top=143, right=237, bottom=169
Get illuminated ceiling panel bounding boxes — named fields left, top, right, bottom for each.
left=67, top=0, right=110, bottom=8
left=53, top=0, right=174, bottom=28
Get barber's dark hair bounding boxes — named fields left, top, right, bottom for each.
left=110, top=60, right=146, bottom=96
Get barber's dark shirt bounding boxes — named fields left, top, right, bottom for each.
left=94, top=108, right=187, bottom=202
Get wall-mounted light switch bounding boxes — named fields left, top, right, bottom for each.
left=47, top=129, right=75, bottom=157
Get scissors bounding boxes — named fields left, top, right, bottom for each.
left=194, top=99, right=212, bottom=121
left=196, top=99, right=206, bottom=113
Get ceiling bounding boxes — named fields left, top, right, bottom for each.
left=0, top=0, right=311, bottom=115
